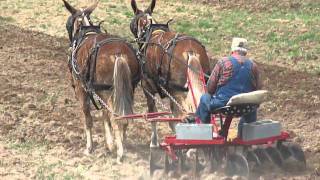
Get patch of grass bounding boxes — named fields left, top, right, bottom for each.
left=176, top=6, right=186, bottom=13
left=124, top=10, right=133, bottom=18
left=0, top=16, right=15, bottom=23
left=295, top=31, right=319, bottom=42
left=35, top=160, right=84, bottom=180
left=63, top=174, right=82, bottom=180
left=110, top=18, right=121, bottom=25
left=8, top=140, right=48, bottom=153
left=198, top=18, right=213, bottom=29
left=0, top=0, right=319, bottom=73
left=40, top=24, right=48, bottom=30
left=108, top=4, right=117, bottom=9
left=36, top=162, right=60, bottom=180
left=175, top=20, right=193, bottom=33
left=34, top=152, right=85, bottom=180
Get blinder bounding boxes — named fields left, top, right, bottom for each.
left=66, top=11, right=94, bottom=43
left=66, top=16, right=74, bottom=42
left=130, top=12, right=154, bottom=39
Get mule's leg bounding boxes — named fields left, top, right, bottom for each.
left=76, top=86, right=94, bottom=155
left=122, top=123, right=128, bottom=145
left=143, top=87, right=159, bottom=148
left=169, top=100, right=178, bottom=133
left=111, top=118, right=127, bottom=164
left=150, top=122, right=159, bottom=148
left=102, top=109, right=115, bottom=153
left=169, top=92, right=188, bottom=132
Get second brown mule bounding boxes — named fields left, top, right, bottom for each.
left=130, top=0, right=211, bottom=147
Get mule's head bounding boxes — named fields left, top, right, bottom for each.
left=130, top=0, right=156, bottom=38
left=62, top=0, right=98, bottom=42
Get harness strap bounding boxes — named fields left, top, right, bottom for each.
left=137, top=22, right=210, bottom=96
left=86, top=37, right=140, bottom=91
left=70, top=25, right=140, bottom=110
left=152, top=29, right=165, bottom=35
left=88, top=91, right=103, bottom=110
left=164, top=33, right=180, bottom=87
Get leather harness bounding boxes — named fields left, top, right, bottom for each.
left=137, top=23, right=207, bottom=98
left=69, top=24, right=140, bottom=109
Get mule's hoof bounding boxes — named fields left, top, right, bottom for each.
left=150, top=143, right=160, bottom=148
left=84, top=148, right=93, bottom=156
left=116, top=157, right=123, bottom=165
left=107, top=144, right=116, bottom=153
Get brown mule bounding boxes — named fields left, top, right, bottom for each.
left=63, top=0, right=139, bottom=163
left=130, top=0, right=210, bottom=147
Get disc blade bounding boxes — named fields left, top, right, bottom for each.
left=265, top=146, right=284, bottom=168
left=225, top=153, right=250, bottom=178
left=247, top=150, right=262, bottom=167
left=253, top=147, right=270, bottom=164
left=277, top=141, right=292, bottom=160
left=288, top=143, right=306, bottom=168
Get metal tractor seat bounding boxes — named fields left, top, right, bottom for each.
left=213, top=90, right=268, bottom=116
left=211, top=90, right=268, bottom=138
left=212, top=104, right=259, bottom=117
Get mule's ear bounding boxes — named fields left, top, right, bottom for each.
left=145, top=0, right=156, bottom=14
left=131, top=0, right=139, bottom=15
left=62, top=0, right=77, bottom=15
left=84, top=1, right=98, bottom=15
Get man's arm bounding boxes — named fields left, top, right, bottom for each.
left=207, top=60, right=222, bottom=95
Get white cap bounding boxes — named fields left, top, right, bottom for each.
left=231, top=37, right=249, bottom=52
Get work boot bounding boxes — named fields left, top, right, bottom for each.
left=182, top=115, right=196, bottom=123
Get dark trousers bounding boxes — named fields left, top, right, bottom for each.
left=196, top=93, right=257, bottom=137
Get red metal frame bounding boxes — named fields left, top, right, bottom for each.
left=159, top=131, right=290, bottom=159
left=161, top=132, right=289, bottom=147
left=163, top=136, right=225, bottom=146
left=113, top=62, right=291, bottom=163
left=148, top=117, right=182, bottom=122
left=116, top=111, right=172, bottom=120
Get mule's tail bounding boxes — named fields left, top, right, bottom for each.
left=184, top=52, right=206, bottom=112
left=112, top=54, right=133, bottom=116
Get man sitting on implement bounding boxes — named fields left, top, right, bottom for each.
left=191, top=38, right=262, bottom=137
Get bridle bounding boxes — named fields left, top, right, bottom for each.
left=130, top=12, right=154, bottom=40
left=67, top=10, right=94, bottom=43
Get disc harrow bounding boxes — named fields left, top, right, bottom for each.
left=115, top=85, right=306, bottom=178
left=146, top=104, right=307, bottom=179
